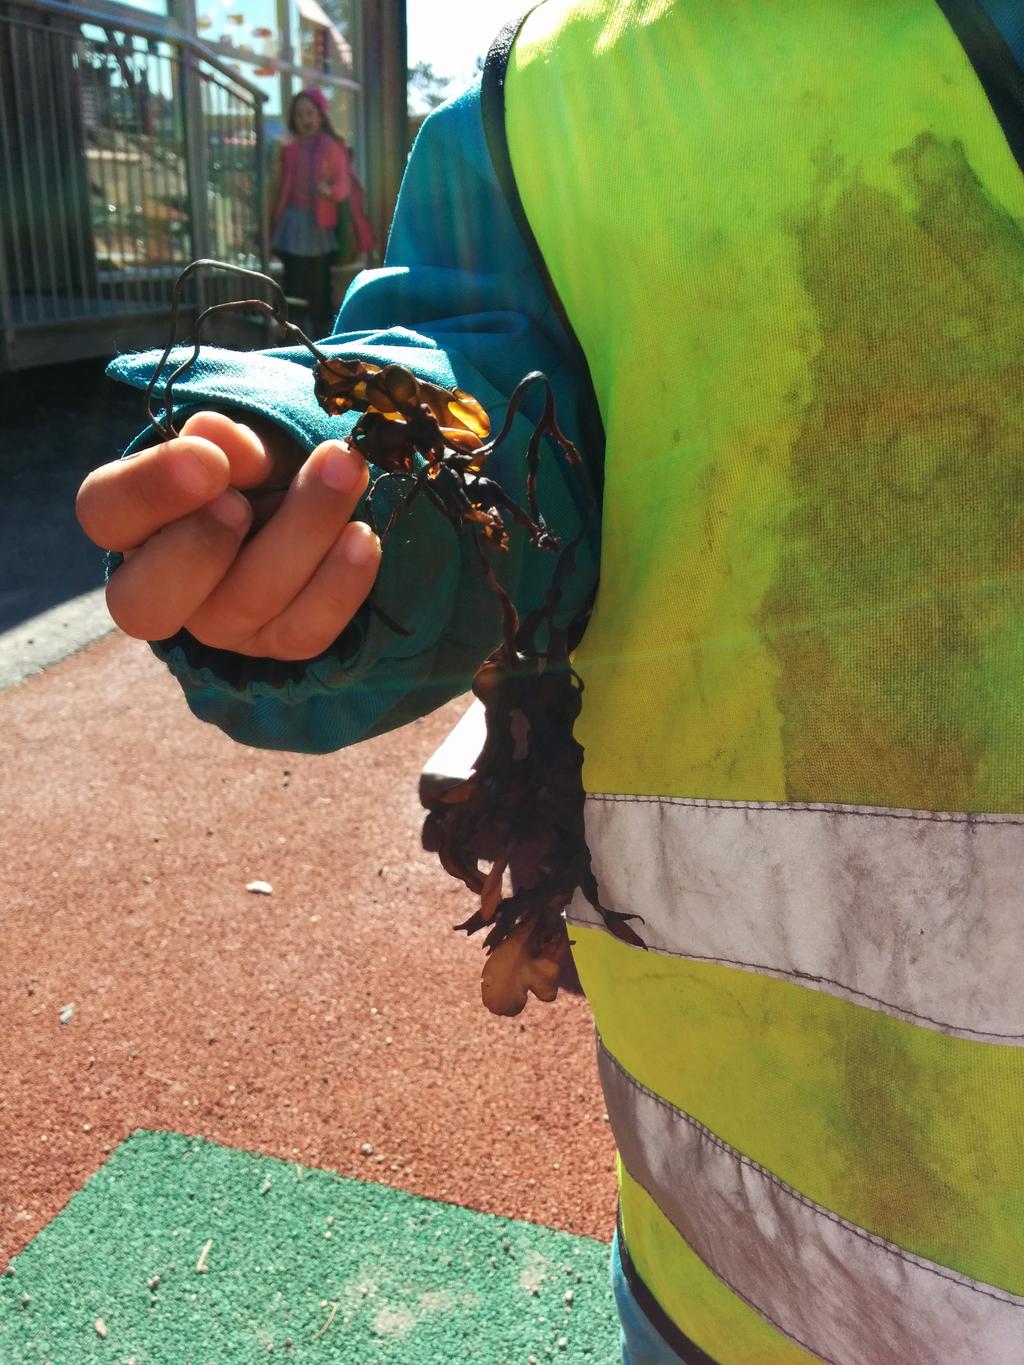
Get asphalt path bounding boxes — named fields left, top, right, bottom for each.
left=1, top=633, right=617, bottom=1265
left=0, top=358, right=141, bottom=690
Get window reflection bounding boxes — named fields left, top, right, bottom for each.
left=297, top=0, right=355, bottom=77
left=197, top=0, right=281, bottom=60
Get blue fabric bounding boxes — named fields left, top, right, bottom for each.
left=978, top=0, right=1024, bottom=65
left=612, top=1230, right=681, bottom=1364
left=106, top=80, right=601, bottom=754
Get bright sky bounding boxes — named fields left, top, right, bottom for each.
left=406, top=0, right=524, bottom=89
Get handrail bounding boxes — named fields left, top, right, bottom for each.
left=5, top=0, right=268, bottom=101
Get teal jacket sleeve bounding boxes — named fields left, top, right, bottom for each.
left=106, top=80, right=603, bottom=754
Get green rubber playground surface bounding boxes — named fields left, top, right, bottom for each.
left=0, top=1132, right=618, bottom=1363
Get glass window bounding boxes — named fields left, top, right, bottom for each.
left=201, top=66, right=265, bottom=269
left=296, top=0, right=355, bottom=78
left=227, top=59, right=286, bottom=120
left=321, top=82, right=356, bottom=142
left=78, top=25, right=188, bottom=272
left=197, top=0, right=284, bottom=62
left=115, top=0, right=169, bottom=16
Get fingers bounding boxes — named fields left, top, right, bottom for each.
left=105, top=491, right=254, bottom=641
left=186, top=440, right=374, bottom=648
left=178, top=411, right=301, bottom=491
left=77, top=436, right=232, bottom=552
left=77, top=412, right=304, bottom=554
left=89, top=426, right=381, bottom=660
left=243, top=521, right=382, bottom=660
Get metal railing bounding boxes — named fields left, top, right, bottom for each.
left=0, top=0, right=270, bottom=370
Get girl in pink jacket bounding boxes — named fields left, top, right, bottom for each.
left=270, top=88, right=369, bottom=337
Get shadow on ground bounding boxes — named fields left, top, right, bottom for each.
left=0, top=358, right=143, bottom=633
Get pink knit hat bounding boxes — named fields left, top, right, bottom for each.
left=297, top=87, right=331, bottom=120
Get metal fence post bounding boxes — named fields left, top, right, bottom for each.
left=179, top=45, right=210, bottom=311
left=253, top=95, right=268, bottom=274
left=0, top=210, right=16, bottom=371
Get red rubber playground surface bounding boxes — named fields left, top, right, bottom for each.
left=0, top=632, right=621, bottom=1362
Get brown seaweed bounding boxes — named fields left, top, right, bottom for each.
left=147, top=258, right=644, bottom=1015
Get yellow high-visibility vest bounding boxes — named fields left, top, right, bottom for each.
left=501, top=2, right=1024, bottom=1359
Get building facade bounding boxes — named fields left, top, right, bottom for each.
left=0, top=0, right=406, bottom=369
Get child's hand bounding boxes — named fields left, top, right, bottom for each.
left=76, top=411, right=381, bottom=660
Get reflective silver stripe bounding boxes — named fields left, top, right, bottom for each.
left=600, top=1042, right=1024, bottom=1365
left=569, top=796, right=1024, bottom=1042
